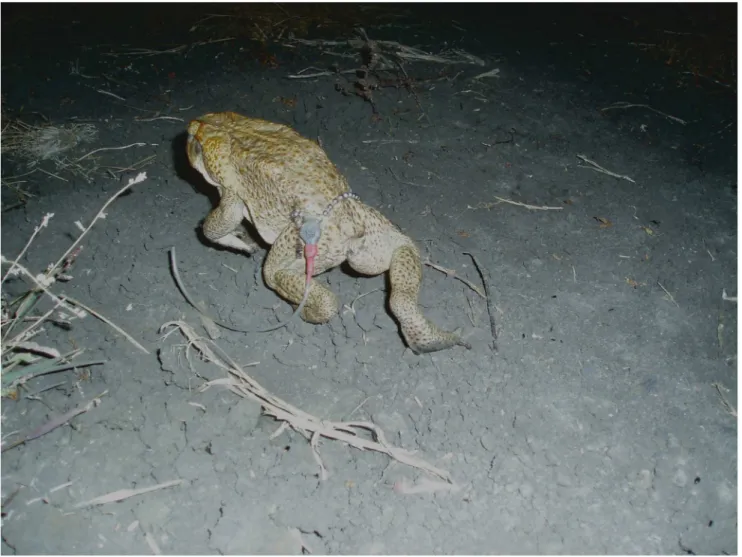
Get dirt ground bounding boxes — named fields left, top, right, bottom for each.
left=1, top=4, right=737, bottom=555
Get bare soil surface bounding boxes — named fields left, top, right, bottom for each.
left=1, top=4, right=737, bottom=554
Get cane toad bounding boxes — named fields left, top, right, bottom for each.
left=186, top=111, right=470, bottom=354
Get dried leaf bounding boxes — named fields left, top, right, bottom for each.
left=593, top=216, right=613, bottom=228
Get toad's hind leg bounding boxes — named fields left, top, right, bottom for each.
left=389, top=245, right=470, bottom=354
left=263, top=226, right=339, bottom=324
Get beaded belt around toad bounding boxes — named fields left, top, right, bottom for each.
left=290, top=190, right=360, bottom=222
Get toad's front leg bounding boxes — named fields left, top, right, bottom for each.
left=203, top=191, right=259, bottom=254
left=262, top=225, right=340, bottom=324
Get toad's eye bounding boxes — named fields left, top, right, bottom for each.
left=188, top=136, right=203, bottom=159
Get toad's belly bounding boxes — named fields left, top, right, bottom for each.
left=242, top=207, right=283, bottom=245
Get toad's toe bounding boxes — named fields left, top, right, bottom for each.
left=404, top=325, right=471, bottom=354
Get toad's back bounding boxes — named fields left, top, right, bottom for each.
left=188, top=112, right=350, bottom=211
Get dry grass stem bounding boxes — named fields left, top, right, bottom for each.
left=361, top=139, right=419, bottom=145
left=601, top=102, right=688, bottom=125
left=464, top=294, right=478, bottom=327
left=72, top=143, right=146, bottom=165
left=159, top=320, right=454, bottom=483
left=95, top=89, right=126, bottom=102
left=712, top=382, right=737, bottom=418
left=35, top=167, right=68, bottom=182
left=1, top=390, right=107, bottom=452
left=469, top=196, right=564, bottom=211
left=354, top=288, right=382, bottom=312
left=463, top=252, right=498, bottom=350
left=576, top=154, right=637, bottom=183
left=287, top=68, right=357, bottom=79
left=657, top=281, right=680, bottom=308
left=64, top=296, right=149, bottom=355
left=423, top=260, right=486, bottom=299
left=144, top=531, right=162, bottom=555
left=102, top=154, right=157, bottom=175
left=722, top=289, right=737, bottom=303
left=72, top=479, right=184, bottom=509
left=472, top=68, right=501, bottom=80
left=388, top=167, right=433, bottom=189
left=103, top=38, right=234, bottom=59
left=134, top=116, right=184, bottom=122
left=50, top=172, right=148, bottom=276
left=103, top=46, right=187, bottom=57
left=288, top=37, right=484, bottom=67
left=8, top=298, right=65, bottom=347
left=0, top=259, right=80, bottom=316
left=1, top=212, right=54, bottom=286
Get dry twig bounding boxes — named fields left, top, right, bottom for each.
left=463, top=252, right=497, bottom=350
left=469, top=196, right=564, bottom=211
left=472, top=68, right=501, bottom=80
left=134, top=116, right=184, bottom=123
left=1, top=390, right=107, bottom=452
left=423, top=261, right=485, bottom=299
left=712, top=382, right=737, bottom=418
left=288, top=37, right=484, bottom=66
left=95, top=89, right=126, bottom=102
left=64, top=296, right=149, bottom=355
left=72, top=143, right=146, bottom=165
left=601, top=102, right=687, bottom=125
left=576, top=154, right=636, bottom=183
left=657, top=281, right=680, bottom=308
left=722, top=289, right=737, bottom=303
left=49, top=172, right=147, bottom=275
left=287, top=68, right=357, bottom=79
left=73, top=479, right=184, bottom=509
